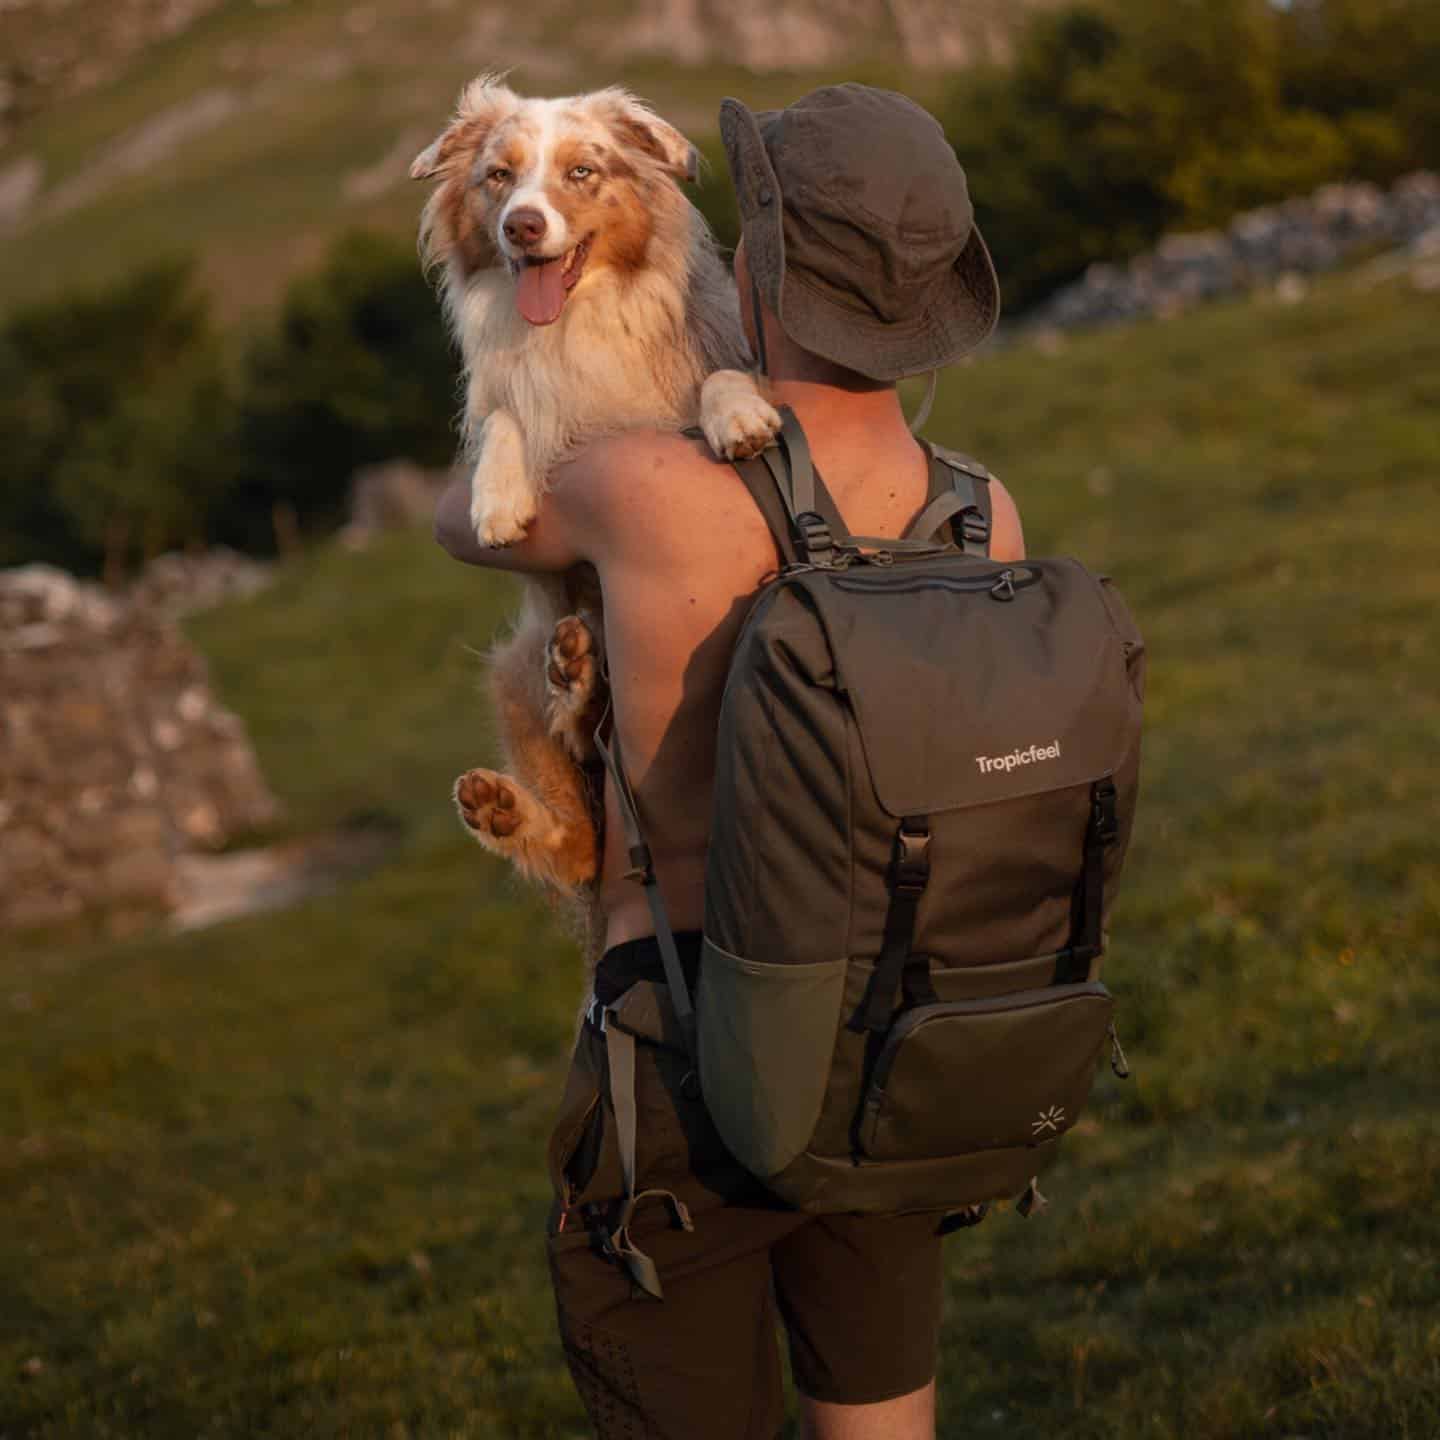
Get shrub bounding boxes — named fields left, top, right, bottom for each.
left=0, top=259, right=233, bottom=579
left=219, top=231, right=458, bottom=552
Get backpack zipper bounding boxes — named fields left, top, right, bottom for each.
left=828, top=566, right=1041, bottom=597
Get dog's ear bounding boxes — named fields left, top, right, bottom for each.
left=593, top=89, right=699, bottom=184
left=411, top=74, right=519, bottom=181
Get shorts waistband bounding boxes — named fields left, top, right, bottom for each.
left=594, top=931, right=704, bottom=1007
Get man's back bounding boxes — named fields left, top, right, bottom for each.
left=570, top=400, right=1022, bottom=951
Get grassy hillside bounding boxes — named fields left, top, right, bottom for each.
left=0, top=0, right=1052, bottom=319
left=3, top=268, right=1438, bottom=1437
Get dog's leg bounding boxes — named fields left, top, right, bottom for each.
left=699, top=369, right=782, bottom=461
left=455, top=588, right=598, bottom=891
left=470, top=407, right=540, bottom=547
left=545, top=613, right=606, bottom=763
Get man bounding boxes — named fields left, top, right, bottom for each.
left=436, top=85, right=1024, bottom=1440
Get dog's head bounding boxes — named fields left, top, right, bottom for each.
left=414, top=78, right=699, bottom=327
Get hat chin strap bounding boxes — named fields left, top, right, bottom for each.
left=908, top=370, right=937, bottom=433
left=748, top=274, right=769, bottom=378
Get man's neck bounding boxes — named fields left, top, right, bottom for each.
left=763, top=376, right=915, bottom=450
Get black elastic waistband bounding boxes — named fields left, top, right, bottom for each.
left=595, top=931, right=704, bottom=1006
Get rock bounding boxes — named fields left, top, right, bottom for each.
left=127, top=547, right=273, bottom=617
left=1020, top=170, right=1440, bottom=339
left=0, top=565, right=281, bottom=933
left=340, top=459, right=454, bottom=549
left=0, top=154, right=43, bottom=230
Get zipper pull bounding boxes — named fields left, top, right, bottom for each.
left=989, top=569, right=1016, bottom=601
left=1108, top=1020, right=1131, bottom=1079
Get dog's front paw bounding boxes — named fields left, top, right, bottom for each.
left=470, top=410, right=539, bottom=546
left=700, top=369, right=782, bottom=461
left=471, top=489, right=537, bottom=547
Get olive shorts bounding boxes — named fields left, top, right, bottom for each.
left=545, top=944, right=944, bottom=1440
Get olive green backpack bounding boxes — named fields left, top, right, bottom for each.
left=597, top=407, right=1144, bottom=1298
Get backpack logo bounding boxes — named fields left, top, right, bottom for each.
left=1031, top=1105, right=1065, bottom=1136
left=975, top=740, right=1062, bottom=775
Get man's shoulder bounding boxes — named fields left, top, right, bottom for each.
left=550, top=427, right=776, bottom=572
left=552, top=429, right=737, bottom=529
left=564, top=428, right=722, bottom=486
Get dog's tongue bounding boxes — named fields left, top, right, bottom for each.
left=516, top=259, right=566, bottom=326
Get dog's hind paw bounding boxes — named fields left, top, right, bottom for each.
left=452, top=766, right=598, bottom=890
left=455, top=768, right=537, bottom=844
left=700, top=369, right=782, bottom=461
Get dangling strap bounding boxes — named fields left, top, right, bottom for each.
left=600, top=1019, right=693, bottom=1301
left=589, top=705, right=700, bottom=1301
left=593, top=709, right=697, bottom=1060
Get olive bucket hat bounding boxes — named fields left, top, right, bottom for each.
left=719, top=84, right=1000, bottom=381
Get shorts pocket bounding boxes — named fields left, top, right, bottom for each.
left=697, top=939, right=847, bottom=1179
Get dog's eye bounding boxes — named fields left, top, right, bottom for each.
left=568, top=165, right=594, bottom=181
left=487, top=167, right=512, bottom=184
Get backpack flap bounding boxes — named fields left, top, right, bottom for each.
left=790, top=556, right=1141, bottom=818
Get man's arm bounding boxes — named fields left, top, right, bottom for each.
left=988, top=477, right=1025, bottom=563
left=433, top=468, right=588, bottom=573
left=434, top=431, right=716, bottom=575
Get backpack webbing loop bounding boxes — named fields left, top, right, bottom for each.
left=853, top=815, right=932, bottom=1034
left=600, top=1020, right=693, bottom=1301
left=1054, top=778, right=1118, bottom=985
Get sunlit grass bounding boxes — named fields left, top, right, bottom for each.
left=2, top=271, right=1437, bottom=1436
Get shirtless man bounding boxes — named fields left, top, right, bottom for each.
left=435, top=85, right=1023, bottom=1440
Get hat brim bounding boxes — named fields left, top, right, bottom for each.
left=719, top=96, right=1001, bottom=381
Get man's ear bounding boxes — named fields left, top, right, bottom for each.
left=593, top=88, right=699, bottom=184
left=411, top=74, right=519, bottom=181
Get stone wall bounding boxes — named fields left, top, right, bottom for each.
left=1, top=565, right=279, bottom=932
left=1022, top=173, right=1440, bottom=335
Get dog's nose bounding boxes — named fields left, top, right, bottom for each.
left=503, top=208, right=547, bottom=247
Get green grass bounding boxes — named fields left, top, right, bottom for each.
left=4, top=270, right=1439, bottom=1437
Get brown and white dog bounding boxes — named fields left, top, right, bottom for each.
left=412, top=76, right=778, bottom=902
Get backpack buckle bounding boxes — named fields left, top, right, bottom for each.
left=1091, top=780, right=1119, bottom=844
left=624, top=842, right=655, bottom=885
left=794, top=511, right=835, bottom=564
left=961, top=512, right=991, bottom=549
left=891, top=818, right=931, bottom=895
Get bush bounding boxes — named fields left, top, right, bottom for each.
left=942, top=0, right=1440, bottom=314
left=0, top=233, right=459, bottom=577
left=219, top=231, right=458, bottom=552
left=0, top=260, right=234, bottom=579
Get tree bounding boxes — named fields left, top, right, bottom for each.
left=0, top=260, right=234, bottom=578
left=221, top=231, right=459, bottom=551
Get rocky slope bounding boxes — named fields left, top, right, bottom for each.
left=0, top=0, right=1054, bottom=313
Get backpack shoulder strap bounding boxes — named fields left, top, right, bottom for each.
left=729, top=408, right=849, bottom=568
left=903, top=442, right=994, bottom=557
